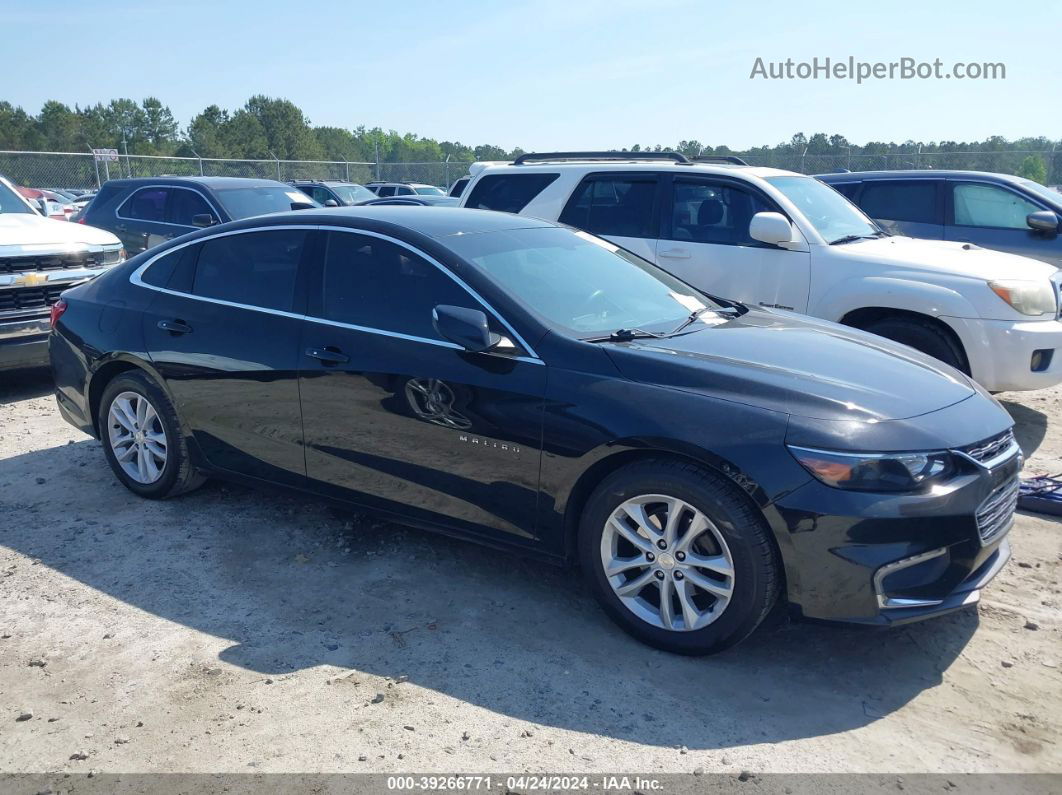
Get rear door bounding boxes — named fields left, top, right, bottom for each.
left=139, top=226, right=312, bottom=485
left=557, top=172, right=661, bottom=262
left=297, top=229, right=547, bottom=544
left=114, top=187, right=172, bottom=254
left=945, top=180, right=1059, bottom=264
left=856, top=179, right=943, bottom=239
left=655, top=174, right=811, bottom=312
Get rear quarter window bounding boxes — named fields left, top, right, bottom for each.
left=465, top=173, right=560, bottom=213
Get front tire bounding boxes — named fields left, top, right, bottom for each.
left=862, top=316, right=968, bottom=374
left=98, top=371, right=206, bottom=499
left=579, top=459, right=779, bottom=655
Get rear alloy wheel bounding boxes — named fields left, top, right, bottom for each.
left=98, top=371, right=206, bottom=499
left=580, top=459, right=779, bottom=655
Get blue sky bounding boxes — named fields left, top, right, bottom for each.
left=7, top=0, right=1059, bottom=149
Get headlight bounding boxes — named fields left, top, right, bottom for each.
left=988, top=279, right=1056, bottom=316
left=787, top=446, right=955, bottom=492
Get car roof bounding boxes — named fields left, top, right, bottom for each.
left=103, top=176, right=290, bottom=189
left=220, top=206, right=555, bottom=240
left=472, top=161, right=793, bottom=179
left=291, top=180, right=364, bottom=186
left=815, top=169, right=1028, bottom=183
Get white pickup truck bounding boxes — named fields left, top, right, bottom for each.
left=0, top=175, right=125, bottom=370
left=458, top=152, right=1062, bottom=392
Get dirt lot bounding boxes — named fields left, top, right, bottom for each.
left=0, top=368, right=1059, bottom=775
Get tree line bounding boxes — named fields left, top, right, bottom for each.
left=0, top=96, right=1057, bottom=181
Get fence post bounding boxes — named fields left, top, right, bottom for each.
left=268, top=151, right=281, bottom=181
left=444, top=154, right=450, bottom=188
left=191, top=149, right=204, bottom=176
left=374, top=142, right=380, bottom=181
left=87, top=146, right=102, bottom=189
left=344, top=161, right=350, bottom=182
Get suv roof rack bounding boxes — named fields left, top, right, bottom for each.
left=691, top=155, right=750, bottom=166
left=512, top=151, right=691, bottom=165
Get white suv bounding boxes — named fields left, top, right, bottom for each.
left=459, top=152, right=1062, bottom=392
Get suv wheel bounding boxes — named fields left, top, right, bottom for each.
left=579, top=459, right=779, bottom=655
left=862, top=316, right=968, bottom=373
left=98, top=371, right=206, bottom=499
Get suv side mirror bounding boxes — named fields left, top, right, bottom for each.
left=1027, top=210, right=1059, bottom=234
left=323, top=199, right=339, bottom=207
left=432, top=305, right=500, bottom=352
left=192, top=213, right=217, bottom=228
left=749, top=212, right=795, bottom=246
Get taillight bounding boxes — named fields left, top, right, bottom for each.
left=76, top=215, right=87, bottom=224
left=49, top=299, right=68, bottom=329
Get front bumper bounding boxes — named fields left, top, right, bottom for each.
left=947, top=316, right=1062, bottom=392
left=0, top=315, right=50, bottom=370
left=772, top=436, right=1020, bottom=625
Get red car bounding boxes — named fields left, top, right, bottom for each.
left=16, top=186, right=75, bottom=220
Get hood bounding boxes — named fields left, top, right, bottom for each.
left=603, top=310, right=975, bottom=422
left=0, top=213, right=121, bottom=249
left=836, top=235, right=1056, bottom=279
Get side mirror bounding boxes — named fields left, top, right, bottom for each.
left=1027, top=210, right=1059, bottom=234
left=432, top=305, right=499, bottom=352
left=323, top=199, right=339, bottom=207
left=191, top=213, right=217, bottom=228
left=33, top=198, right=47, bottom=215
left=749, top=211, right=795, bottom=246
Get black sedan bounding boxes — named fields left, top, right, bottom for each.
left=49, top=208, right=1018, bottom=654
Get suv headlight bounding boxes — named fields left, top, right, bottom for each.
left=787, top=446, right=955, bottom=492
left=988, top=279, right=1056, bottom=316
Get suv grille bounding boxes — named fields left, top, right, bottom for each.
left=959, top=430, right=1015, bottom=465
left=0, top=250, right=118, bottom=274
left=0, top=285, right=67, bottom=313
left=976, top=477, right=1019, bottom=544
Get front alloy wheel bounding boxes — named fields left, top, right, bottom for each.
left=602, top=495, right=735, bottom=631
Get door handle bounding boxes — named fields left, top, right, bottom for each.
left=157, top=319, right=193, bottom=335
left=658, top=248, right=691, bottom=259
left=305, top=347, right=350, bottom=365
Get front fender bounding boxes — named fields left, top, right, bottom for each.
left=813, top=276, right=980, bottom=324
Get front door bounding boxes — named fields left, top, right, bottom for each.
left=945, top=180, right=1061, bottom=266
left=655, top=175, right=811, bottom=312
left=297, top=230, right=547, bottom=544
left=141, top=227, right=311, bottom=485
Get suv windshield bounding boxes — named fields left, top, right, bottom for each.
left=213, top=186, right=320, bottom=218
left=332, top=184, right=376, bottom=204
left=767, top=175, right=880, bottom=243
left=0, top=179, right=35, bottom=214
left=414, top=186, right=445, bottom=195
left=447, top=226, right=724, bottom=337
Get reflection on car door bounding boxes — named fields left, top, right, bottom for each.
left=945, top=180, right=1060, bottom=265
left=140, top=227, right=312, bottom=485
left=655, top=175, right=811, bottom=312
left=297, top=230, right=547, bottom=545
left=558, top=172, right=661, bottom=262
left=856, top=179, right=943, bottom=239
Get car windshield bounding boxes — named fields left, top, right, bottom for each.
left=447, top=226, right=726, bottom=337
left=767, top=175, right=880, bottom=242
left=214, top=186, right=320, bottom=218
left=1018, top=180, right=1062, bottom=210
left=0, top=179, right=35, bottom=214
left=332, top=184, right=376, bottom=204
left=414, top=186, right=445, bottom=195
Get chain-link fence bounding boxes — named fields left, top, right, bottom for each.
left=1, top=148, right=1057, bottom=193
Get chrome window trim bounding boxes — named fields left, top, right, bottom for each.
left=128, top=224, right=544, bottom=365
left=115, top=184, right=224, bottom=229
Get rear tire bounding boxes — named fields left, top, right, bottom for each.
left=578, top=458, right=779, bottom=655
left=98, top=371, right=206, bottom=499
left=861, top=316, right=968, bottom=374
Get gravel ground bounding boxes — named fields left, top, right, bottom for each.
left=0, top=368, right=1059, bottom=775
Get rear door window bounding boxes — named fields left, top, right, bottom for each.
left=377, top=186, right=396, bottom=197
left=559, top=175, right=659, bottom=239
left=464, top=173, right=560, bottom=213
left=859, top=180, right=940, bottom=224
left=118, top=188, right=169, bottom=222
left=191, top=229, right=308, bottom=311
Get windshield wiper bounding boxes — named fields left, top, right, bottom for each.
left=584, top=328, right=669, bottom=343
left=829, top=231, right=887, bottom=245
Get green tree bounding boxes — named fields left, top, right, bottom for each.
left=1018, top=155, right=1047, bottom=184
left=184, top=105, right=231, bottom=158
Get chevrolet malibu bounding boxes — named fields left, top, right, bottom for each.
left=50, top=207, right=1019, bottom=654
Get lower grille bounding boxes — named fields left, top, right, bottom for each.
left=976, top=477, right=1019, bottom=544
left=0, top=285, right=67, bottom=313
